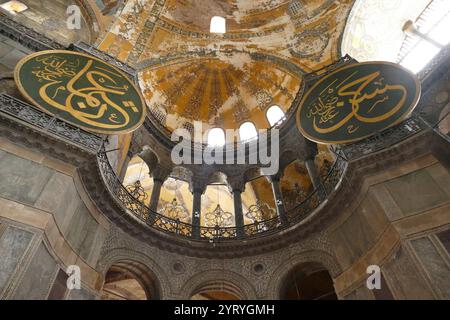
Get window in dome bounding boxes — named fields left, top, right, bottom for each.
left=210, top=16, right=226, bottom=34
left=207, top=128, right=226, bottom=146
left=239, top=122, right=258, bottom=141
left=266, top=105, right=285, bottom=127
left=0, top=1, right=28, bottom=14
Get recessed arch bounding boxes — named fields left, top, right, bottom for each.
left=97, top=249, right=171, bottom=300
left=267, top=250, right=342, bottom=299
left=181, top=270, right=258, bottom=300
left=100, top=259, right=162, bottom=300
left=279, top=262, right=337, bottom=300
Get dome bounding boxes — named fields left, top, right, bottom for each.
left=98, top=0, right=355, bottom=135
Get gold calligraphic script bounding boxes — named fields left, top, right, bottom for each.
left=296, top=62, right=421, bottom=144
left=14, top=50, right=146, bottom=134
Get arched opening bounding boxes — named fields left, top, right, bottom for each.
left=122, top=156, right=152, bottom=206
left=190, top=281, right=243, bottom=300
left=280, top=262, right=337, bottom=300
left=239, top=122, right=258, bottom=141
left=158, top=177, right=192, bottom=223
left=202, top=184, right=235, bottom=227
left=207, top=128, right=226, bottom=146
left=242, top=176, right=277, bottom=225
left=280, top=160, right=313, bottom=210
left=101, top=260, right=161, bottom=300
left=266, top=105, right=285, bottom=127
left=210, top=16, right=226, bottom=34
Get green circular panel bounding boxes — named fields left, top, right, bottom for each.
left=15, top=50, right=146, bottom=134
left=296, top=61, right=421, bottom=144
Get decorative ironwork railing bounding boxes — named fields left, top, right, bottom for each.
left=0, top=93, right=103, bottom=153
left=332, top=116, right=429, bottom=161
left=0, top=94, right=440, bottom=242
left=71, top=42, right=138, bottom=82
left=0, top=15, right=65, bottom=51
left=97, top=140, right=347, bottom=241
left=285, top=155, right=347, bottom=222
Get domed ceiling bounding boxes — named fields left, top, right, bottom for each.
left=140, top=54, right=300, bottom=130
left=97, top=0, right=356, bottom=133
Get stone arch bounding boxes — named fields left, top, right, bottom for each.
left=279, top=149, right=298, bottom=175
left=180, top=270, right=258, bottom=300
left=266, top=250, right=342, bottom=299
left=171, top=166, right=194, bottom=185
left=97, top=248, right=171, bottom=299
left=242, top=166, right=262, bottom=182
left=207, top=171, right=228, bottom=185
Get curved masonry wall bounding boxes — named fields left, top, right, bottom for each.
left=0, top=132, right=449, bottom=300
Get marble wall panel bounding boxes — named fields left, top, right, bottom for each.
left=0, top=226, right=34, bottom=295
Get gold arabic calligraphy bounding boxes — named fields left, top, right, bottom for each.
left=306, top=71, right=407, bottom=134
left=31, top=54, right=137, bottom=129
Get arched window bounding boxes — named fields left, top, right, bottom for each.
left=0, top=1, right=28, bottom=14
left=239, top=122, right=258, bottom=141
left=266, top=105, right=285, bottom=126
left=207, top=128, right=225, bottom=146
left=210, top=16, right=226, bottom=34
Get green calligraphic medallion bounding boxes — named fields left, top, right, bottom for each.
left=14, top=50, right=146, bottom=134
left=296, top=61, right=421, bottom=144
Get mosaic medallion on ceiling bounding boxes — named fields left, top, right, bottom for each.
left=139, top=52, right=302, bottom=131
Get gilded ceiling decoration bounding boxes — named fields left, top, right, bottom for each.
left=96, top=0, right=355, bottom=133
left=140, top=54, right=300, bottom=130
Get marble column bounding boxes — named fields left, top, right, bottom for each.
left=149, top=178, right=163, bottom=214
left=147, top=168, right=169, bottom=224
left=305, top=157, right=326, bottom=200
left=233, top=188, right=245, bottom=238
left=270, top=175, right=288, bottom=225
left=191, top=185, right=205, bottom=239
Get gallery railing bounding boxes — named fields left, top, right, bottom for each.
left=333, top=116, right=429, bottom=161
left=0, top=14, right=65, bottom=51
left=0, top=93, right=103, bottom=153
left=96, top=113, right=439, bottom=241
left=285, top=155, right=347, bottom=222
left=0, top=97, right=440, bottom=242
left=97, top=140, right=347, bottom=241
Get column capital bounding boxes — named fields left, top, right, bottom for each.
left=151, top=166, right=171, bottom=183
left=268, top=172, right=283, bottom=183
left=190, top=179, right=207, bottom=194
left=228, top=178, right=245, bottom=193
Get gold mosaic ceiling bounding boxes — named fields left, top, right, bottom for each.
left=98, top=0, right=355, bottom=132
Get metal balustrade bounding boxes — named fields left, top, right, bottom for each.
left=1, top=17, right=448, bottom=241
